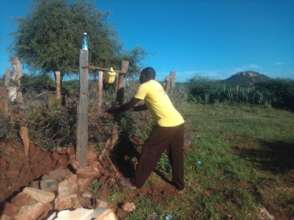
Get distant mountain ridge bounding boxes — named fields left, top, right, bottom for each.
left=224, top=71, right=271, bottom=86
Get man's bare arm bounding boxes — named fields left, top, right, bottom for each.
left=107, top=97, right=141, bottom=114
left=133, top=104, right=148, bottom=111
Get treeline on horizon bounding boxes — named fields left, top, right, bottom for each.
left=1, top=72, right=293, bottom=112
left=188, top=77, right=294, bottom=111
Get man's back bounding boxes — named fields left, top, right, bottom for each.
left=135, top=80, right=184, bottom=127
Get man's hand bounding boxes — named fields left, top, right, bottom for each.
left=106, top=98, right=142, bottom=115
left=106, top=106, right=119, bottom=114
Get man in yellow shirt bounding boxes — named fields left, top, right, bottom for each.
left=107, top=67, right=185, bottom=190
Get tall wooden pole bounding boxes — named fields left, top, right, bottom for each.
left=77, top=49, right=89, bottom=167
left=98, top=70, right=104, bottom=113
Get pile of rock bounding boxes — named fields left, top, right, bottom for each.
left=1, top=146, right=118, bottom=220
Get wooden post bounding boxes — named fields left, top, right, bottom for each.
left=0, top=87, right=9, bottom=117
left=98, top=70, right=104, bottom=113
left=170, top=71, right=176, bottom=89
left=55, top=70, right=62, bottom=103
left=164, top=75, right=171, bottom=92
left=77, top=49, right=89, bottom=167
left=116, top=60, right=129, bottom=105
left=164, top=71, right=176, bottom=93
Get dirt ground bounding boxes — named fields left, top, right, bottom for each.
left=0, top=139, right=63, bottom=204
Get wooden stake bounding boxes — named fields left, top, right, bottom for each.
left=116, top=60, right=129, bottom=105
left=164, top=75, right=171, bottom=92
left=77, top=49, right=89, bottom=167
left=55, top=71, right=62, bottom=103
left=20, top=126, right=30, bottom=157
left=170, top=71, right=176, bottom=89
left=98, top=71, right=104, bottom=113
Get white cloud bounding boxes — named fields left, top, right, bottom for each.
left=274, top=61, right=285, bottom=66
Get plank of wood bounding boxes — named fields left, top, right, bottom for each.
left=77, top=49, right=89, bottom=167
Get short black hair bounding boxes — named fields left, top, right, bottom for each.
left=141, top=67, right=156, bottom=79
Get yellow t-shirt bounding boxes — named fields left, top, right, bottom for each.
left=134, top=80, right=184, bottom=127
left=106, top=67, right=116, bottom=84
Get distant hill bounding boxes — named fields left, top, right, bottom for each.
left=225, top=71, right=271, bottom=86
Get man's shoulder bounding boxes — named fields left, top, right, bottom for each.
left=141, top=80, right=161, bottom=88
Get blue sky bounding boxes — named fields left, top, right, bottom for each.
left=0, top=0, right=294, bottom=81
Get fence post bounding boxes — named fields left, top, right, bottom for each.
left=170, top=71, right=176, bottom=89
left=98, top=70, right=104, bottom=113
left=164, top=75, right=171, bottom=92
left=116, top=60, right=129, bottom=105
left=164, top=71, right=176, bottom=93
left=77, top=49, right=89, bottom=167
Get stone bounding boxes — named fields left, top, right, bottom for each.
left=70, top=160, right=81, bottom=171
left=46, top=208, right=117, bottom=220
left=146, top=212, right=159, bottom=220
left=2, top=202, right=18, bottom=216
left=56, top=147, right=68, bottom=154
left=82, top=191, right=93, bottom=198
left=58, top=174, right=78, bottom=197
left=58, top=155, right=69, bottom=168
left=46, top=208, right=94, bottom=220
left=23, top=187, right=55, bottom=203
left=78, top=177, right=94, bottom=192
left=46, top=212, right=57, bottom=220
left=11, top=192, right=32, bottom=207
left=121, top=202, right=136, bottom=213
left=80, top=192, right=96, bottom=209
left=69, top=154, right=76, bottom=163
left=95, top=208, right=117, bottom=220
left=96, top=199, right=108, bottom=209
left=30, top=180, right=40, bottom=189
left=40, top=178, right=58, bottom=192
left=77, top=166, right=99, bottom=179
left=54, top=194, right=80, bottom=210
left=66, top=146, right=75, bottom=156
left=259, top=208, right=275, bottom=220
left=14, top=202, right=52, bottom=220
left=0, top=214, right=12, bottom=220
left=86, top=148, right=98, bottom=164
left=48, top=168, right=72, bottom=182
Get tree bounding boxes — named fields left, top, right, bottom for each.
left=13, top=0, right=120, bottom=101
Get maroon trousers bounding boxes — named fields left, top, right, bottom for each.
left=133, top=124, right=184, bottom=190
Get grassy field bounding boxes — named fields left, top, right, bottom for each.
left=96, top=103, right=294, bottom=220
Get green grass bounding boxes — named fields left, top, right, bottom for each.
left=100, top=103, right=294, bottom=219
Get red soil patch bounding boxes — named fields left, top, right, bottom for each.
left=0, top=140, right=63, bottom=203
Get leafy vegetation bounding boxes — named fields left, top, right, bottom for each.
left=13, top=0, right=144, bottom=101
left=189, top=77, right=294, bottom=111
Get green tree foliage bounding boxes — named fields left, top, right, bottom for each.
left=13, top=0, right=120, bottom=75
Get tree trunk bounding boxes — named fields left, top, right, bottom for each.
left=54, top=70, right=62, bottom=103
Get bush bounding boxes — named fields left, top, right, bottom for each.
left=27, top=99, right=77, bottom=149
left=189, top=79, right=294, bottom=111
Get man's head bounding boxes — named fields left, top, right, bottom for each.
left=139, top=67, right=156, bottom=83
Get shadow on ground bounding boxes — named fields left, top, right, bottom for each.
left=110, top=132, right=174, bottom=186
left=236, top=140, right=294, bottom=173
left=110, top=132, right=140, bottom=178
